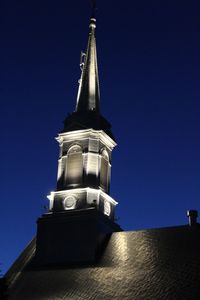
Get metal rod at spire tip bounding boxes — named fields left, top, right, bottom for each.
left=89, top=0, right=97, bottom=19
left=89, top=0, right=97, bottom=30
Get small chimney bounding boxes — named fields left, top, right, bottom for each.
left=187, top=210, right=198, bottom=226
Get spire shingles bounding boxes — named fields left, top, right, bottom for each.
left=75, top=18, right=100, bottom=113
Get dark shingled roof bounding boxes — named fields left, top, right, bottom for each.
left=4, top=225, right=200, bottom=300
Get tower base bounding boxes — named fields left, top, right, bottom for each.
left=35, top=208, right=122, bottom=265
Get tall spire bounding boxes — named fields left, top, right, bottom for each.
left=75, top=17, right=100, bottom=113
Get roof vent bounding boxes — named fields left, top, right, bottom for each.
left=187, top=210, right=198, bottom=226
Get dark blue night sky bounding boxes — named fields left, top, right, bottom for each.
left=1, top=0, right=200, bottom=274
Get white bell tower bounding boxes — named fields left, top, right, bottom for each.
left=36, top=15, right=122, bottom=266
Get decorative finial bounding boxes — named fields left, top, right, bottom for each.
left=89, top=17, right=96, bottom=29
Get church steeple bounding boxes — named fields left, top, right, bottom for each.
left=35, top=10, right=122, bottom=266
left=76, top=18, right=100, bottom=113
left=45, top=15, right=118, bottom=220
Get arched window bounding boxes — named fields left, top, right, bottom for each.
left=66, top=145, right=83, bottom=186
left=100, top=149, right=109, bottom=191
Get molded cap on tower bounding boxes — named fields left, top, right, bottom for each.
left=187, top=210, right=198, bottom=226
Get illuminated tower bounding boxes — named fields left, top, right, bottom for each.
left=48, top=17, right=117, bottom=219
left=35, top=16, right=121, bottom=265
